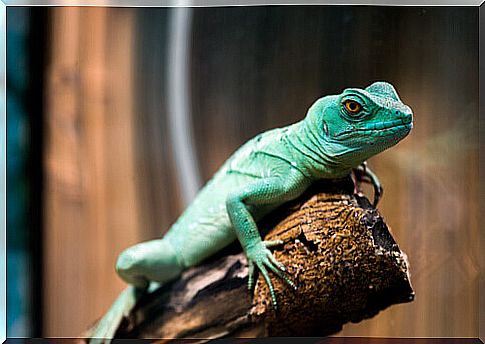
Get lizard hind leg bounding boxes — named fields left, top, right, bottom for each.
left=89, top=239, right=184, bottom=343
left=115, top=238, right=185, bottom=287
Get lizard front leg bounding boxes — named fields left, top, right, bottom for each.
left=226, top=170, right=309, bottom=309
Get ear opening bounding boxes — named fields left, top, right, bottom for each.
left=323, top=121, right=329, bottom=136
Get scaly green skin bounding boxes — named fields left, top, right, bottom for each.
left=90, top=81, right=413, bottom=342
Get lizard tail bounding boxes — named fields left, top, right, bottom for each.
left=89, top=286, right=141, bottom=344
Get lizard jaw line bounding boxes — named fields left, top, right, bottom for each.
left=336, top=122, right=412, bottom=138
left=360, top=119, right=413, bottom=131
left=358, top=123, right=412, bottom=133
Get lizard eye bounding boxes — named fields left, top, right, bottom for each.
left=344, top=100, right=362, bottom=114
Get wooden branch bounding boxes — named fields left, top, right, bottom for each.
left=97, top=177, right=414, bottom=340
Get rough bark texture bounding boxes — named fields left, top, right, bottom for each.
left=104, top=177, right=414, bottom=340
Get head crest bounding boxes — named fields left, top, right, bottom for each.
left=365, top=81, right=401, bottom=102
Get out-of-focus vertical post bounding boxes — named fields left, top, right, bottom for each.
left=44, top=7, right=141, bottom=336
left=44, top=7, right=84, bottom=336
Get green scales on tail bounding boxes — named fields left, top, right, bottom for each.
left=90, top=82, right=413, bottom=342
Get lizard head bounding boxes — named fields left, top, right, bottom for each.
left=306, top=81, right=413, bottom=166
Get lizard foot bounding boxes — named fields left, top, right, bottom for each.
left=352, top=162, right=383, bottom=207
left=246, top=240, right=296, bottom=310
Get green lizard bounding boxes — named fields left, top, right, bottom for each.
left=90, top=81, right=413, bottom=342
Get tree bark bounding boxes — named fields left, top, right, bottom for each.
left=97, top=177, right=414, bottom=340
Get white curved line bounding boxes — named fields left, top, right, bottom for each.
left=167, top=4, right=202, bottom=205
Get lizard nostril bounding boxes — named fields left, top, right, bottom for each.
left=402, top=112, right=413, bottom=124
left=394, top=109, right=413, bottom=125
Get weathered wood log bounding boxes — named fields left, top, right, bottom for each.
left=94, top=177, right=414, bottom=340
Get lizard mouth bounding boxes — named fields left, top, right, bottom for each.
left=361, top=118, right=412, bottom=130
left=336, top=119, right=412, bottom=138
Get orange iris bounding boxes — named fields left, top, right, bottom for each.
left=345, top=100, right=362, bottom=114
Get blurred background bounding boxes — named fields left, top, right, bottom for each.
left=6, top=5, right=479, bottom=338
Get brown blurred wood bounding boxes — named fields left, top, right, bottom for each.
left=99, top=178, right=414, bottom=339
left=43, top=8, right=142, bottom=336
left=44, top=7, right=84, bottom=336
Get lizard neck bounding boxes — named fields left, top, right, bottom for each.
left=284, top=121, right=356, bottom=180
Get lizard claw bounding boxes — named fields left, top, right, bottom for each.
left=247, top=260, right=255, bottom=291
left=246, top=240, right=296, bottom=309
left=263, top=239, right=284, bottom=248
left=265, top=250, right=297, bottom=290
